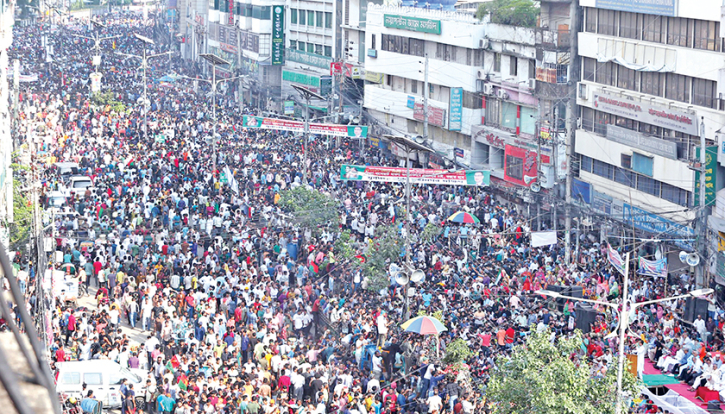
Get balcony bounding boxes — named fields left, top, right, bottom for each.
left=535, top=28, right=570, bottom=50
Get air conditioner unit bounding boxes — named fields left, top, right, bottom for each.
left=528, top=78, right=536, bottom=90
left=578, top=83, right=588, bottom=100
left=479, top=38, right=489, bottom=49
left=497, top=89, right=509, bottom=100
left=483, top=83, right=494, bottom=95
left=477, top=69, right=489, bottom=80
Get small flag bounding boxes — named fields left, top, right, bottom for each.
left=178, top=373, right=188, bottom=390
left=310, top=262, right=319, bottom=274
left=165, top=360, right=173, bottom=372
left=170, top=355, right=180, bottom=369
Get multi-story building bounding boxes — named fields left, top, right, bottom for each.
left=572, top=0, right=725, bottom=252
left=0, top=0, right=13, bottom=247
left=281, top=0, right=340, bottom=108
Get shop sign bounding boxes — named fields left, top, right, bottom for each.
left=449, top=87, right=463, bottom=131
left=282, top=70, right=320, bottom=88
left=384, top=14, right=441, bottom=35
left=694, top=145, right=718, bottom=207
left=606, top=125, right=677, bottom=159
left=503, top=145, right=539, bottom=187
left=272, top=6, right=285, bottom=65
left=242, top=116, right=368, bottom=138
left=413, top=102, right=445, bottom=127
left=471, top=125, right=552, bottom=162
left=365, top=71, right=383, bottom=83
left=284, top=100, right=294, bottom=115
left=593, top=91, right=698, bottom=135
left=286, top=48, right=332, bottom=69
left=622, top=203, right=694, bottom=250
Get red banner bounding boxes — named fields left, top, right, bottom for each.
left=503, top=145, right=538, bottom=187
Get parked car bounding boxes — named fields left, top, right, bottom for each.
left=54, top=360, right=148, bottom=408
left=67, top=176, right=94, bottom=196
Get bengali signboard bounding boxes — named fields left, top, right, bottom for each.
left=606, top=125, right=677, bottom=159
left=284, top=101, right=295, bottom=115
left=272, top=6, right=285, bottom=65
left=413, top=102, right=445, bottom=127
left=595, top=0, right=675, bottom=17
left=384, top=14, right=441, bottom=35
left=622, top=203, right=694, bottom=249
left=228, top=0, right=234, bottom=25
left=449, top=87, right=463, bottom=131
left=286, top=48, right=333, bottom=69
left=694, top=146, right=718, bottom=207
left=243, top=116, right=368, bottom=138
left=593, top=91, right=698, bottom=135
left=340, top=165, right=490, bottom=186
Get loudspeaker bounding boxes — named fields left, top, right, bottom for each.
left=574, top=303, right=599, bottom=334
left=684, top=297, right=709, bottom=323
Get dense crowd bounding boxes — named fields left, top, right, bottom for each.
left=8, top=9, right=725, bottom=414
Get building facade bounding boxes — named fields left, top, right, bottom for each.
left=572, top=0, right=725, bottom=251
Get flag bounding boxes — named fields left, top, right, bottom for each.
left=165, top=360, right=174, bottom=373
left=494, top=268, right=508, bottom=285
left=177, top=373, right=188, bottom=390
left=606, top=243, right=626, bottom=276
left=170, top=355, right=181, bottom=369
left=224, top=166, right=239, bottom=194
left=310, top=262, right=319, bottom=274
left=637, top=257, right=668, bottom=278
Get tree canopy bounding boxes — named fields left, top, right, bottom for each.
left=277, top=186, right=338, bottom=233
left=486, top=330, right=639, bottom=414
left=476, top=0, right=540, bottom=28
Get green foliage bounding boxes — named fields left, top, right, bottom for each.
left=487, top=330, right=639, bottom=414
left=278, top=186, right=338, bottom=234
left=10, top=179, right=33, bottom=254
left=476, top=0, right=540, bottom=28
left=363, top=224, right=401, bottom=292
left=419, top=222, right=442, bottom=244
left=334, top=230, right=357, bottom=263
left=90, top=91, right=126, bottom=113
left=443, top=338, right=474, bottom=365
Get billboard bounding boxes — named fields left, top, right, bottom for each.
left=503, top=145, right=539, bottom=187
left=449, top=87, right=463, bottom=131
left=272, top=6, right=284, bottom=65
left=242, top=116, right=368, bottom=138
left=340, top=165, right=490, bottom=186
left=694, top=146, right=717, bottom=207
left=593, top=91, right=697, bottom=135
left=595, top=0, right=675, bottom=17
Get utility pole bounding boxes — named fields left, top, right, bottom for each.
left=423, top=53, right=429, bottom=139
left=565, top=0, right=580, bottom=263
left=696, top=117, right=707, bottom=287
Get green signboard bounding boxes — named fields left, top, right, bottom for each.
left=694, top=145, right=717, bottom=207
left=272, top=6, right=284, bottom=65
left=383, top=14, right=441, bottom=35
left=285, top=48, right=333, bottom=69
left=282, top=70, right=321, bottom=88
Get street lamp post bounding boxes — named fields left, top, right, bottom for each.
left=291, top=85, right=325, bottom=185
left=118, top=33, right=172, bottom=142
left=536, top=266, right=713, bottom=414
left=73, top=19, right=121, bottom=74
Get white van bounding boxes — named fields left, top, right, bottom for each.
left=55, top=360, right=148, bottom=408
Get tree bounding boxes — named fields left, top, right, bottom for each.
left=363, top=224, right=402, bottom=292
left=476, top=0, right=539, bottom=28
left=278, top=186, right=338, bottom=234
left=419, top=222, right=442, bottom=244
left=9, top=178, right=33, bottom=254
left=486, top=330, right=639, bottom=414
left=443, top=338, right=474, bottom=365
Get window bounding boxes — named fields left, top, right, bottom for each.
left=582, top=57, right=596, bottom=82
left=596, top=62, right=615, bottom=86
left=639, top=72, right=662, bottom=96
left=289, top=40, right=297, bottom=50
left=614, top=168, right=634, bottom=186
left=386, top=75, right=392, bottom=87
left=371, top=34, right=376, bottom=50
left=509, top=56, right=518, bottom=76
left=585, top=7, right=596, bottom=33
left=84, top=373, right=103, bottom=386
left=619, top=12, right=640, bottom=40
left=580, top=155, right=593, bottom=172
left=594, top=110, right=611, bottom=135
left=252, top=5, right=270, bottom=19
left=529, top=60, right=536, bottom=80
left=307, top=11, right=315, bottom=26
left=316, top=11, right=323, bottom=27
left=299, top=10, right=306, bottom=25
left=411, top=80, right=417, bottom=94
left=410, top=38, right=425, bottom=57
left=315, top=44, right=322, bottom=55
left=325, top=12, right=333, bottom=29
left=592, top=159, right=613, bottom=179
left=662, top=183, right=689, bottom=207
left=501, top=102, right=518, bottom=130
left=474, top=50, right=484, bottom=66
left=505, top=155, right=524, bottom=180
left=642, top=15, right=662, bottom=43
left=621, top=154, right=632, bottom=169
left=109, top=374, right=125, bottom=385
left=463, top=91, right=483, bottom=109
left=636, top=175, right=658, bottom=195
left=598, top=9, right=616, bottom=36
left=694, top=20, right=718, bottom=51
left=291, top=8, right=297, bottom=24
left=324, top=46, right=332, bottom=57
left=520, top=106, right=537, bottom=135
left=298, top=41, right=306, bottom=52
left=494, top=53, right=501, bottom=72
left=485, top=98, right=501, bottom=127
left=667, top=17, right=691, bottom=47
left=632, top=153, right=654, bottom=176
left=580, top=107, right=595, bottom=132
left=693, top=78, right=716, bottom=108
left=617, top=66, right=636, bottom=91
left=307, top=43, right=314, bottom=53
left=61, top=372, right=81, bottom=385
left=665, top=73, right=689, bottom=103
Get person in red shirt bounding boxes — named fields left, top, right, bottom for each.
left=505, top=326, right=516, bottom=347
left=65, top=309, right=76, bottom=346
left=55, top=339, right=66, bottom=362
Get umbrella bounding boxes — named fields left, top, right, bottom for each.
left=447, top=211, right=480, bottom=224
left=400, top=315, right=448, bottom=335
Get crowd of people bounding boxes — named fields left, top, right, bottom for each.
left=7, top=8, right=725, bottom=414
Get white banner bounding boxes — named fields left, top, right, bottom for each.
left=531, top=230, right=558, bottom=247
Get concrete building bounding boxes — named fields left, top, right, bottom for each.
left=572, top=0, right=725, bottom=253
left=0, top=0, right=14, bottom=247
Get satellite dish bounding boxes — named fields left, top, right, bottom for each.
left=395, top=272, right=410, bottom=286
left=530, top=182, right=541, bottom=193
left=686, top=253, right=700, bottom=267
left=411, top=269, right=425, bottom=284
left=679, top=251, right=689, bottom=264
